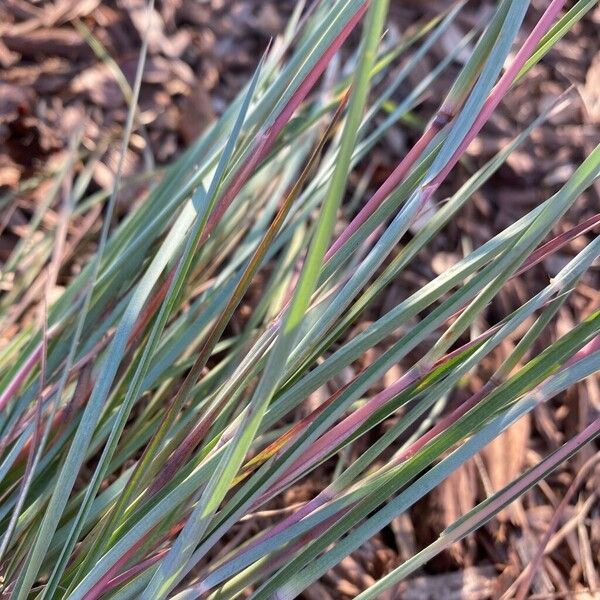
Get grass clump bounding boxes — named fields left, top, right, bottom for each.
left=0, top=1, right=599, bottom=599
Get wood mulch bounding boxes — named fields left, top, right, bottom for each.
left=1, top=1, right=599, bottom=598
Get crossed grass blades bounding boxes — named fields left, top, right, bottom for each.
left=0, top=1, right=599, bottom=599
